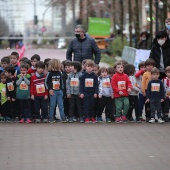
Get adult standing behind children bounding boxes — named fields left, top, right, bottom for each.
left=149, top=30, right=170, bottom=79
left=66, top=25, right=101, bottom=64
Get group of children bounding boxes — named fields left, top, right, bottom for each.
left=0, top=51, right=169, bottom=124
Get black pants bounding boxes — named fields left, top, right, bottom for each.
left=1, top=101, right=11, bottom=118
left=34, top=96, right=48, bottom=119
left=110, top=98, right=116, bottom=120
left=127, top=95, right=139, bottom=119
left=9, top=100, right=17, bottom=119
left=150, top=99, right=162, bottom=119
left=164, top=98, right=170, bottom=115
left=94, top=97, right=99, bottom=118
left=63, top=97, right=69, bottom=118
left=97, top=96, right=112, bottom=119
left=69, top=95, right=83, bottom=118
left=19, top=99, right=31, bottom=120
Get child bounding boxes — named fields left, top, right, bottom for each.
left=27, top=54, right=40, bottom=75
left=97, top=67, right=113, bottom=123
left=80, top=59, right=98, bottom=123
left=111, top=61, right=132, bottom=123
left=124, top=64, right=140, bottom=122
left=0, top=56, right=10, bottom=73
left=146, top=67, right=164, bottom=123
left=81, top=59, right=88, bottom=75
left=16, top=64, right=32, bottom=123
left=5, top=66, right=17, bottom=122
left=10, top=52, right=20, bottom=75
left=66, top=61, right=83, bottom=122
left=30, top=61, right=48, bottom=123
left=44, top=58, right=51, bottom=75
left=135, top=61, right=145, bottom=121
left=45, top=59, right=66, bottom=123
left=162, top=66, right=170, bottom=122
left=141, top=58, right=155, bottom=122
left=0, top=73, right=8, bottom=121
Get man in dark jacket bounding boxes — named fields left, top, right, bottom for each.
left=66, top=25, right=101, bottom=64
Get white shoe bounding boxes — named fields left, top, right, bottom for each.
left=149, top=118, right=155, bottom=123
left=158, top=118, right=164, bottom=124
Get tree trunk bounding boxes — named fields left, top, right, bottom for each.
left=149, top=0, right=153, bottom=42
left=163, top=0, right=167, bottom=22
left=128, top=0, right=132, bottom=46
left=113, top=0, right=116, bottom=36
left=135, top=0, right=140, bottom=47
left=120, top=0, right=124, bottom=42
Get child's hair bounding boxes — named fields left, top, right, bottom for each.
left=145, top=58, right=155, bottom=66
left=31, top=54, right=40, bottom=61
left=165, top=66, right=170, bottom=73
left=1, top=56, right=10, bottom=63
left=138, top=61, right=145, bottom=70
left=124, top=64, right=135, bottom=76
left=151, top=67, right=160, bottom=74
left=23, top=59, right=31, bottom=67
left=35, top=61, right=45, bottom=69
left=107, top=67, right=115, bottom=75
left=94, top=64, right=100, bottom=70
left=156, top=30, right=169, bottom=39
left=85, top=59, right=95, bottom=67
left=71, top=61, right=82, bottom=72
left=11, top=52, right=19, bottom=59
left=48, top=59, right=61, bottom=71
left=5, top=66, right=16, bottom=75
left=82, top=59, right=88, bottom=66
left=114, top=61, right=123, bottom=69
left=119, top=59, right=128, bottom=66
left=20, top=63, right=29, bottom=70
left=99, top=67, right=108, bottom=75
left=44, top=58, right=51, bottom=68
left=0, top=72, right=6, bottom=78
left=62, top=60, right=71, bottom=67
left=20, top=57, right=28, bottom=62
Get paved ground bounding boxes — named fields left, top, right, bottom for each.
left=0, top=122, right=170, bottom=170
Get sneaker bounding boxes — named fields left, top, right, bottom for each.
left=158, top=118, right=164, bottom=124
left=49, top=120, right=55, bottom=123
left=106, top=118, right=111, bottom=123
left=149, top=118, right=155, bottom=123
left=79, top=117, right=84, bottom=123
left=85, top=118, right=90, bottom=123
left=164, top=117, right=169, bottom=122
left=73, top=117, right=77, bottom=122
left=36, top=119, right=41, bottom=123
left=97, top=117, right=102, bottom=123
left=69, top=118, right=73, bottom=123
left=26, top=119, right=32, bottom=123
left=43, top=119, right=48, bottom=123
left=115, top=117, right=122, bottom=123
left=121, top=116, right=127, bottom=123
left=146, top=117, right=150, bottom=122
left=90, top=117, right=96, bottom=123
left=136, top=118, right=142, bottom=123
left=19, top=118, right=25, bottom=123
left=128, top=117, right=135, bottom=122
left=140, top=117, right=145, bottom=121
left=61, top=118, right=67, bottom=123
left=14, top=117, right=19, bottom=123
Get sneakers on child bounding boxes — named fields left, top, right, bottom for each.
left=158, top=118, right=164, bottom=124
left=26, top=119, right=32, bottom=123
left=61, top=118, right=67, bottom=123
left=43, top=119, right=48, bottom=123
left=128, top=117, right=135, bottom=122
left=85, top=118, right=90, bottom=123
left=106, top=118, right=111, bottom=123
left=69, top=118, right=73, bottom=123
left=73, top=117, right=77, bottom=122
left=115, top=117, right=122, bottom=123
left=149, top=118, right=155, bottom=123
left=36, top=119, right=41, bottom=123
left=121, top=116, right=127, bottom=123
left=164, top=117, right=169, bottom=122
left=90, top=118, right=96, bottom=123
left=136, top=118, right=142, bottom=123
left=97, top=117, right=102, bottom=123
left=79, top=117, right=84, bottom=123
left=19, top=118, right=25, bottom=123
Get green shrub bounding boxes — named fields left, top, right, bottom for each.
left=101, top=54, right=116, bottom=67
left=110, top=37, right=128, bottom=57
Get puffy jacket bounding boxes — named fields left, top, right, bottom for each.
left=66, top=37, right=101, bottom=64
left=149, top=39, right=170, bottom=70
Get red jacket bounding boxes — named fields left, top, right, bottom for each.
left=30, top=74, right=48, bottom=96
left=27, top=67, right=36, bottom=76
left=111, top=72, right=132, bottom=98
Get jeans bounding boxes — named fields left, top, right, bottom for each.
left=19, top=99, right=31, bottom=119
left=34, top=96, right=48, bottom=119
left=150, top=99, right=162, bottom=119
left=115, top=97, right=129, bottom=118
left=49, top=90, right=65, bottom=120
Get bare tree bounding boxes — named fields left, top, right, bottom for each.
left=128, top=0, right=132, bottom=46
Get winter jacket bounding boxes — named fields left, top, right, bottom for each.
left=66, top=37, right=101, bottom=64
left=128, top=75, right=139, bottom=96
left=66, top=71, right=82, bottom=95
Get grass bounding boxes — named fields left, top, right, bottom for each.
left=100, top=54, right=116, bottom=67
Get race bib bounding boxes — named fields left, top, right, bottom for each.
left=85, top=79, right=93, bottom=87
left=1, top=88, right=6, bottom=97
left=7, top=82, right=14, bottom=91
left=20, top=81, right=28, bottom=90
left=53, top=81, right=60, bottom=90
left=166, top=87, right=170, bottom=97
left=70, top=78, right=79, bottom=87
left=118, top=81, right=126, bottom=90
left=36, top=84, right=45, bottom=94
left=102, top=78, right=110, bottom=88
left=151, top=83, right=160, bottom=92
